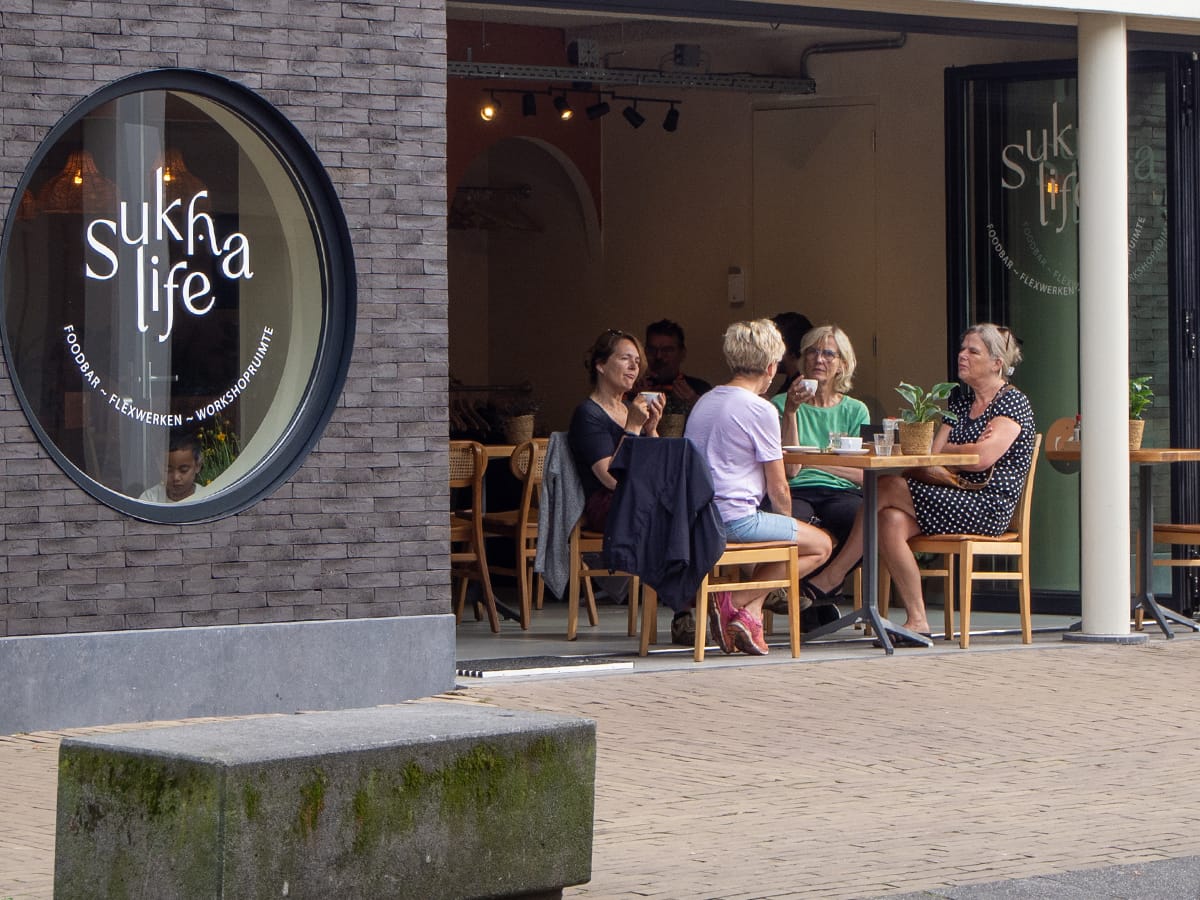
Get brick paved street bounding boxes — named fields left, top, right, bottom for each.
left=4, top=639, right=1200, bottom=898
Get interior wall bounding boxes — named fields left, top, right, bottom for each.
left=595, top=31, right=1072, bottom=424
left=447, top=24, right=1075, bottom=434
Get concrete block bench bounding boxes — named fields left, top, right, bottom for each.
left=54, top=704, right=595, bottom=899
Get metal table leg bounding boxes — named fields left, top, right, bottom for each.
left=1134, top=463, right=1200, bottom=637
left=802, top=469, right=933, bottom=654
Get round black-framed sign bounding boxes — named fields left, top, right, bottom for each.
left=0, top=69, right=355, bottom=523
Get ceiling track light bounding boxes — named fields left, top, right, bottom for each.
left=479, top=92, right=499, bottom=122
left=553, top=93, right=574, bottom=121
left=474, top=88, right=680, bottom=131
left=585, top=95, right=611, bottom=120
left=662, top=104, right=680, bottom=133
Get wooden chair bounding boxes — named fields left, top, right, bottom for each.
left=566, top=521, right=641, bottom=641
left=1134, top=524, right=1200, bottom=629
left=481, top=438, right=548, bottom=629
left=449, top=440, right=499, bottom=632
left=884, top=433, right=1042, bottom=649
left=639, top=540, right=801, bottom=662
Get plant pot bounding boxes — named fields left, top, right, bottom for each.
left=1129, top=418, right=1145, bottom=451
left=898, top=420, right=936, bottom=456
left=503, top=414, right=535, bottom=444
left=657, top=413, right=686, bottom=438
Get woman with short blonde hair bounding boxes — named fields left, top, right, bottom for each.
left=685, top=319, right=831, bottom=656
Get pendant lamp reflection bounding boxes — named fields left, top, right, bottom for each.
left=157, top=147, right=207, bottom=204
left=37, top=149, right=117, bottom=215
left=16, top=189, right=37, bottom=221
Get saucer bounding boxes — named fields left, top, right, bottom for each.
left=783, top=445, right=820, bottom=452
left=833, top=448, right=870, bottom=455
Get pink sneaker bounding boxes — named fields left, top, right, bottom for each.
left=729, top=607, right=770, bottom=656
left=707, top=591, right=736, bottom=654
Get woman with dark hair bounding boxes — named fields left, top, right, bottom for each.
left=567, top=329, right=663, bottom=533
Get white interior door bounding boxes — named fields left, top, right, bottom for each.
left=753, top=103, right=880, bottom=415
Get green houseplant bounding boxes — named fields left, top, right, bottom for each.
left=895, top=381, right=960, bottom=454
left=1129, top=375, right=1154, bottom=449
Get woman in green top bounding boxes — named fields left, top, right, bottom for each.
left=772, top=324, right=868, bottom=604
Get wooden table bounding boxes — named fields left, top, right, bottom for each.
left=1045, top=445, right=1200, bottom=638
left=783, top=449, right=979, bottom=654
left=483, top=444, right=516, bottom=459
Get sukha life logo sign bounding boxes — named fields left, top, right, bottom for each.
left=986, top=98, right=1164, bottom=297
left=84, top=166, right=253, bottom=342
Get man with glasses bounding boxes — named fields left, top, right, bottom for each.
left=639, top=319, right=712, bottom=409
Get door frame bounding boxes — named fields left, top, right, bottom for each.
left=945, top=52, right=1200, bottom=613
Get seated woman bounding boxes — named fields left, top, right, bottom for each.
left=805, top=323, right=1035, bottom=642
left=771, top=324, right=869, bottom=607
left=568, top=329, right=663, bottom=533
left=686, top=319, right=832, bottom=656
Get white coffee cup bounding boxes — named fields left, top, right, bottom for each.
left=837, top=435, right=863, bottom=451
left=639, top=391, right=663, bottom=406
left=798, top=378, right=818, bottom=395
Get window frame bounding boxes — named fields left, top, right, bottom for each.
left=0, top=68, right=356, bottom=523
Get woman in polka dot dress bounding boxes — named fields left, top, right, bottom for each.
left=871, top=324, right=1034, bottom=640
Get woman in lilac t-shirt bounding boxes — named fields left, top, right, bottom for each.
left=685, top=320, right=831, bottom=656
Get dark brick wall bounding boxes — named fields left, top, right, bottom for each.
left=0, top=1, right=449, bottom=636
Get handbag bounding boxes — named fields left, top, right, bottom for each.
left=904, top=465, right=994, bottom=491
left=903, top=384, right=1007, bottom=491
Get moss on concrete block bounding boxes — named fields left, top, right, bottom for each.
left=54, top=704, right=595, bottom=899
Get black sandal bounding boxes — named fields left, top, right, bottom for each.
left=801, top=579, right=846, bottom=606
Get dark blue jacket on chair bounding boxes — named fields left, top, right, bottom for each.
left=604, top=437, right=726, bottom=612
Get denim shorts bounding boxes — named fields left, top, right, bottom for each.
left=723, top=510, right=799, bottom=543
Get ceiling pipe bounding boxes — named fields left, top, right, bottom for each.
left=799, top=33, right=908, bottom=81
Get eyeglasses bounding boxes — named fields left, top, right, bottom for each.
left=804, top=348, right=839, bottom=361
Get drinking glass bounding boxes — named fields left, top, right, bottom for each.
left=827, top=431, right=846, bottom=451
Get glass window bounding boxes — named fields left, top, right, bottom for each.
left=950, top=61, right=1172, bottom=601
left=1, top=71, right=354, bottom=522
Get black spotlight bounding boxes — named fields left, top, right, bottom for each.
left=553, top=94, right=574, bottom=121
left=522, top=92, right=537, bottom=117
left=662, top=105, right=680, bottom=132
left=622, top=104, right=645, bottom=129
left=586, top=98, right=611, bottom=120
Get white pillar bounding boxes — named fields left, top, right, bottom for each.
left=1077, top=13, right=1131, bottom=635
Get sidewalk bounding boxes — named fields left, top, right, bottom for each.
left=4, top=636, right=1200, bottom=898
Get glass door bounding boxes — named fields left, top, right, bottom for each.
left=947, top=55, right=1198, bottom=613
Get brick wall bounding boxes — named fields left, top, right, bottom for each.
left=0, top=1, right=449, bottom=636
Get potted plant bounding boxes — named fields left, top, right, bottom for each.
left=500, top=396, right=540, bottom=444
left=1129, top=375, right=1154, bottom=450
left=895, top=381, right=959, bottom=455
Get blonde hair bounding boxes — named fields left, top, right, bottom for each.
left=964, top=323, right=1022, bottom=380
left=799, top=324, right=857, bottom=394
left=723, top=319, right=785, bottom=376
